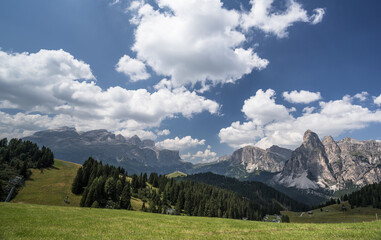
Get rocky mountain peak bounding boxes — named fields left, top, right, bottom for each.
left=127, top=135, right=142, bottom=146
left=302, top=130, right=323, bottom=149
left=322, top=136, right=335, bottom=144
left=276, top=130, right=336, bottom=189
left=322, top=136, right=341, bottom=155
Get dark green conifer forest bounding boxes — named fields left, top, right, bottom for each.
left=73, top=158, right=266, bottom=220
left=0, top=138, right=54, bottom=200
left=347, top=182, right=381, bottom=209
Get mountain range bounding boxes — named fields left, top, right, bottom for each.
left=24, top=127, right=192, bottom=174
left=24, top=127, right=381, bottom=205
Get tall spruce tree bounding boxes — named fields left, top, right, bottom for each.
left=104, top=177, right=116, bottom=201
left=120, top=184, right=131, bottom=209
left=72, top=167, right=84, bottom=194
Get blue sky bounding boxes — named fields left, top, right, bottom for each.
left=1, top=0, right=381, bottom=163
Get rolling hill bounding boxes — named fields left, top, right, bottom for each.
left=12, top=159, right=82, bottom=207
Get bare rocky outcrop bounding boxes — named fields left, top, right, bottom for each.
left=276, top=130, right=381, bottom=191
left=227, top=145, right=291, bottom=173
left=275, top=130, right=336, bottom=189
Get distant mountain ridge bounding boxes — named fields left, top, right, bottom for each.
left=190, top=145, right=291, bottom=178
left=24, top=127, right=192, bottom=174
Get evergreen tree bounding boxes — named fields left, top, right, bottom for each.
left=0, top=182, right=3, bottom=201
left=116, top=179, right=123, bottom=199
left=104, top=177, right=116, bottom=201
left=80, top=187, right=89, bottom=207
left=19, top=161, right=28, bottom=178
left=72, top=167, right=84, bottom=194
left=85, top=185, right=96, bottom=207
left=120, top=184, right=131, bottom=209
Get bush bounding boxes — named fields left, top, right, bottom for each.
left=281, top=215, right=290, bottom=223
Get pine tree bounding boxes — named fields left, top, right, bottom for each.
left=116, top=179, right=123, bottom=199
left=72, top=167, right=84, bottom=194
left=3, top=149, right=10, bottom=163
left=85, top=185, right=96, bottom=207
left=80, top=187, right=89, bottom=207
left=104, top=177, right=116, bottom=201
left=0, top=183, right=3, bottom=201
left=120, top=185, right=131, bottom=210
left=19, top=161, right=28, bottom=178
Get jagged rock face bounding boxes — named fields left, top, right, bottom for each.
left=24, top=127, right=191, bottom=174
left=333, top=138, right=381, bottom=188
left=217, top=145, right=291, bottom=173
left=241, top=146, right=291, bottom=172
left=276, top=130, right=381, bottom=191
left=277, top=130, right=336, bottom=189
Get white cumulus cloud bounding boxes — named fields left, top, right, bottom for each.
left=374, top=94, right=381, bottom=105
left=0, top=49, right=219, bottom=139
left=353, top=91, right=368, bottom=101
left=123, top=0, right=324, bottom=90
left=116, top=54, right=150, bottom=81
left=156, top=136, right=205, bottom=151
left=241, top=0, right=324, bottom=38
left=128, top=0, right=270, bottom=90
left=219, top=89, right=381, bottom=149
left=181, top=145, right=218, bottom=163
left=283, top=90, right=322, bottom=104
left=156, top=129, right=170, bottom=136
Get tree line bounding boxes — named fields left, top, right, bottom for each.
left=184, top=172, right=310, bottom=213
left=0, top=138, right=54, bottom=200
left=347, top=182, right=381, bottom=209
left=72, top=157, right=264, bottom=220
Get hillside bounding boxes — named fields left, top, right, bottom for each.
left=281, top=201, right=381, bottom=223
left=12, top=159, right=82, bottom=207
left=166, top=171, right=187, bottom=178
left=1, top=203, right=381, bottom=240
left=184, top=172, right=309, bottom=212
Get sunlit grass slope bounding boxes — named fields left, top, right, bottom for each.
left=166, top=171, right=187, bottom=178
left=12, top=159, right=82, bottom=207
left=281, top=201, right=381, bottom=223
left=1, top=202, right=381, bottom=240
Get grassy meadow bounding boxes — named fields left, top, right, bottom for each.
left=281, top=201, right=381, bottom=223
left=1, top=202, right=381, bottom=240
left=12, top=159, right=82, bottom=207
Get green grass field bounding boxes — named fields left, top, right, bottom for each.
left=166, top=171, right=187, bottom=178
left=1, top=202, right=381, bottom=240
left=281, top=201, right=381, bottom=223
left=12, top=159, right=82, bottom=207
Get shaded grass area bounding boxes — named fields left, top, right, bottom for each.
left=1, top=202, right=381, bottom=240
left=281, top=202, right=381, bottom=223
left=12, top=159, right=82, bottom=207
